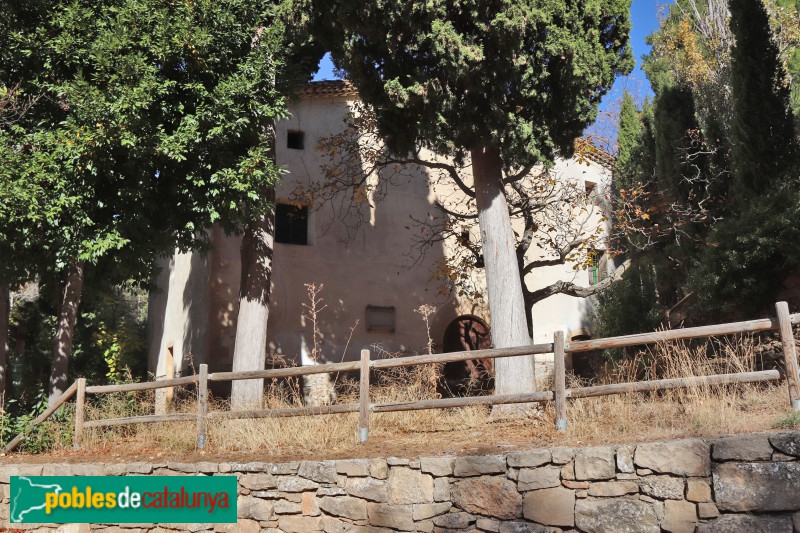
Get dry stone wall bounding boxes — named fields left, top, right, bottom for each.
left=3, top=431, right=800, bottom=532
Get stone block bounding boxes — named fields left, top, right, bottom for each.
left=634, top=440, right=711, bottom=477
left=617, top=446, right=635, bottom=474
left=551, top=447, right=575, bottom=464
left=196, top=462, right=219, bottom=473
left=71, top=464, right=104, bottom=476
left=389, top=467, right=434, bottom=504
left=714, top=461, right=800, bottom=512
left=318, top=487, right=348, bottom=497
left=575, top=497, right=659, bottom=533
left=697, top=502, right=719, bottom=519
left=697, top=514, right=793, bottom=533
left=166, top=462, right=197, bottom=473
left=562, top=480, right=589, bottom=489
left=345, top=477, right=388, bottom=502
left=523, top=487, right=576, bottom=527
left=420, top=456, right=455, bottom=477
left=451, top=476, right=522, bottom=519
left=773, top=452, right=795, bottom=461
left=387, top=457, right=409, bottom=466
left=318, top=496, right=368, bottom=521
left=231, top=461, right=269, bottom=472
left=499, top=522, right=555, bottom=533
left=560, top=461, right=575, bottom=481
left=507, top=450, right=551, bottom=468
left=662, top=499, right=697, bottom=533
left=278, top=515, right=324, bottom=532
left=335, top=459, right=371, bottom=477
left=269, top=462, right=300, bottom=475
left=770, top=433, right=800, bottom=457
left=238, top=473, right=277, bottom=491
left=367, top=503, right=415, bottom=531
left=103, top=464, right=128, bottom=476
left=453, top=455, right=507, bottom=477
left=476, top=518, right=500, bottom=532
left=237, top=495, right=273, bottom=521
left=277, top=476, right=319, bottom=493
left=433, top=477, right=450, bottom=502
left=369, top=459, right=389, bottom=480
left=574, top=447, right=616, bottom=480
left=299, top=461, right=338, bottom=484
left=126, top=463, right=152, bottom=475
left=273, top=500, right=302, bottom=514
left=517, top=466, right=561, bottom=491
left=412, top=502, right=452, bottom=520
left=713, top=434, right=773, bottom=461
left=638, top=475, right=684, bottom=500
left=416, top=520, right=433, bottom=533
left=302, top=492, right=321, bottom=516
left=215, top=519, right=259, bottom=533
left=432, top=511, right=475, bottom=529
left=685, top=479, right=711, bottom=502
left=587, top=481, right=638, bottom=497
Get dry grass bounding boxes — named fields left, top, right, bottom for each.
left=20, top=335, right=797, bottom=462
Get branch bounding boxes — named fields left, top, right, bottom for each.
left=522, top=239, right=585, bottom=274
left=526, top=258, right=632, bottom=306
left=404, top=155, right=475, bottom=198
left=434, top=201, right=478, bottom=220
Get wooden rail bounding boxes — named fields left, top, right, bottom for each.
left=3, top=304, right=798, bottom=453
left=2, top=381, right=78, bottom=454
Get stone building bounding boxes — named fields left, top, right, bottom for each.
left=146, top=81, right=614, bottom=395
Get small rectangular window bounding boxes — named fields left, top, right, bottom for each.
left=588, top=249, right=605, bottom=285
left=275, top=204, right=309, bottom=245
left=366, top=305, right=396, bottom=332
left=287, top=130, right=305, bottom=150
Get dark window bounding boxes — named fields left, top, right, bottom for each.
left=287, top=130, right=305, bottom=150
left=366, top=306, right=396, bottom=332
left=275, top=204, right=308, bottom=245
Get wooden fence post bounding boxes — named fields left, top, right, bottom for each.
left=197, top=364, right=208, bottom=449
left=554, top=332, right=567, bottom=432
left=359, top=349, right=370, bottom=442
left=776, top=302, right=800, bottom=410
left=73, top=378, right=86, bottom=450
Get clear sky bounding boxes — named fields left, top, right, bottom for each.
left=311, top=1, right=669, bottom=148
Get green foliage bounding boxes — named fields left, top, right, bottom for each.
left=773, top=409, right=800, bottom=429
left=7, top=283, right=148, bottom=408
left=325, top=0, right=633, bottom=168
left=592, top=263, right=662, bottom=339
left=729, top=0, right=797, bottom=196
left=0, top=0, right=292, bottom=287
left=0, top=390, right=74, bottom=453
left=689, top=185, right=800, bottom=314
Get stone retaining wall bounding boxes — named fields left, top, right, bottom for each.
left=3, top=431, right=800, bottom=532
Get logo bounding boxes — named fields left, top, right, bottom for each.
left=10, top=476, right=237, bottom=524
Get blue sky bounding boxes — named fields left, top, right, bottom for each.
left=312, top=1, right=668, bottom=148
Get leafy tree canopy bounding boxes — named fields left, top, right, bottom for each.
left=326, top=0, right=633, bottom=168
left=0, top=0, right=305, bottom=285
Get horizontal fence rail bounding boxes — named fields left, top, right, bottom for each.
left=3, top=304, right=799, bottom=454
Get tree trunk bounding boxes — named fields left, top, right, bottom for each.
left=471, top=146, right=535, bottom=402
left=0, top=283, right=9, bottom=405
left=48, top=260, right=85, bottom=406
left=230, top=187, right=276, bottom=410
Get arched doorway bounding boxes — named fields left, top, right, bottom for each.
left=440, top=315, right=494, bottom=394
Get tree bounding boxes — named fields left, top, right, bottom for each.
left=320, top=0, right=632, bottom=399
left=299, top=104, right=627, bottom=341
left=0, top=0, right=288, bottom=404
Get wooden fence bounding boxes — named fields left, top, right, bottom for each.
left=3, top=301, right=799, bottom=454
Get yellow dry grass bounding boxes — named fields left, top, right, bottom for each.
left=23, top=336, right=798, bottom=461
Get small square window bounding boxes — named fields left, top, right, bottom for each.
left=287, top=130, right=305, bottom=150
left=366, top=305, right=396, bottom=332
left=275, top=204, right=308, bottom=245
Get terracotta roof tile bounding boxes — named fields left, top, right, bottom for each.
left=296, top=80, right=358, bottom=98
